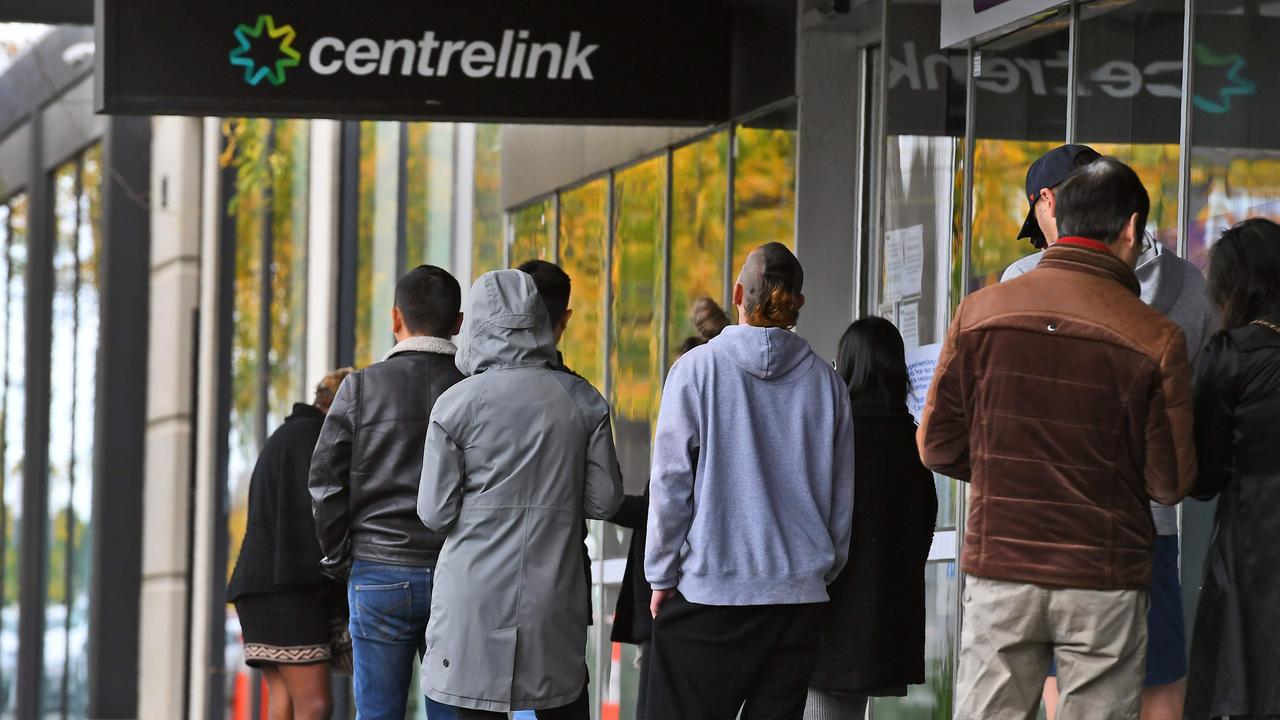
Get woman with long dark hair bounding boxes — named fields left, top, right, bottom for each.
left=805, top=317, right=937, bottom=719
left=1186, top=218, right=1280, bottom=719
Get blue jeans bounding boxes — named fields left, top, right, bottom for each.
left=349, top=561, right=457, bottom=720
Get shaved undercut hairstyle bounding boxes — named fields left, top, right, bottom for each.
left=739, top=242, right=805, bottom=328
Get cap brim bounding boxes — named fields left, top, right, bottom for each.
left=1017, top=206, right=1040, bottom=240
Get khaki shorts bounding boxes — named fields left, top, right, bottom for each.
left=955, top=576, right=1148, bottom=720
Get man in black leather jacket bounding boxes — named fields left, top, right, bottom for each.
left=309, top=265, right=465, bottom=720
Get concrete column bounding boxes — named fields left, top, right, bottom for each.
left=307, top=120, right=341, bottom=382
left=138, top=115, right=203, bottom=720
left=792, top=17, right=862, bottom=362
left=188, top=116, right=226, bottom=720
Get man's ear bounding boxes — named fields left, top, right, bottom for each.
left=558, top=308, right=574, bottom=336
left=391, top=306, right=405, bottom=337
left=1040, top=187, right=1057, bottom=217
left=450, top=312, right=464, bottom=337
left=1125, top=212, right=1141, bottom=247
left=733, top=282, right=745, bottom=307
left=797, top=292, right=806, bottom=311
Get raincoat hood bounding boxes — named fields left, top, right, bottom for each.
left=456, top=270, right=558, bottom=376
left=709, top=324, right=814, bottom=380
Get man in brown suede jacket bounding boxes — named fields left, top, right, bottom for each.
left=918, top=158, right=1195, bottom=720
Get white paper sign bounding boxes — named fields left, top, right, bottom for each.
left=898, top=302, right=920, bottom=352
left=906, top=342, right=943, bottom=423
left=884, top=225, right=925, bottom=301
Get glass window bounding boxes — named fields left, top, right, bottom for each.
left=0, top=194, right=26, bottom=718
left=733, top=109, right=798, bottom=287
left=267, top=120, right=310, bottom=428
left=1075, top=0, right=1185, bottom=251
left=668, top=132, right=729, bottom=365
left=969, top=17, right=1071, bottom=292
left=873, top=563, right=958, bottom=720
left=44, top=144, right=102, bottom=719
left=471, top=124, right=505, bottom=281
left=220, top=119, right=311, bottom=719
left=881, top=0, right=969, bottom=535
left=1187, top=0, right=1280, bottom=266
left=510, top=197, right=556, bottom=267
left=405, top=123, right=454, bottom=270
left=355, top=121, right=401, bottom=368
left=557, top=178, right=609, bottom=390
left=609, top=157, right=665, bottom=493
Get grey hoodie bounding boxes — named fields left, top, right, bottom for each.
left=419, top=269, right=623, bottom=712
left=645, top=324, right=855, bottom=606
left=1002, top=240, right=1216, bottom=534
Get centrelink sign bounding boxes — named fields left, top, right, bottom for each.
left=98, top=1, right=730, bottom=124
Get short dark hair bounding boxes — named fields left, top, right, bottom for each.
left=1208, top=218, right=1280, bottom=329
left=518, top=259, right=571, bottom=327
left=395, top=265, right=462, bottom=337
left=836, top=316, right=909, bottom=411
left=1054, top=157, right=1150, bottom=244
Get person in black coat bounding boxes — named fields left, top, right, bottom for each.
left=806, top=317, right=937, bottom=720
left=228, top=368, right=353, bottom=720
left=1186, top=218, right=1280, bottom=720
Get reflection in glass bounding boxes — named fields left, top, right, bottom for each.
left=44, top=145, right=101, bottom=719
left=558, top=179, right=609, bottom=390
left=355, top=121, right=401, bottom=368
left=472, top=125, right=505, bottom=280
left=1187, top=0, right=1280, bottom=266
left=267, top=120, right=310, bottom=429
left=0, top=195, right=25, bottom=718
left=733, top=120, right=798, bottom=287
left=222, top=119, right=312, bottom=719
left=873, top=562, right=958, bottom=720
left=511, top=198, right=556, bottom=267
left=668, top=133, right=728, bottom=364
left=406, top=123, right=454, bottom=270
left=969, top=19, right=1070, bottom=292
left=1075, top=0, right=1184, bottom=250
left=610, top=158, right=665, bottom=497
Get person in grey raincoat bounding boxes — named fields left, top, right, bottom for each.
left=417, top=269, right=624, bottom=719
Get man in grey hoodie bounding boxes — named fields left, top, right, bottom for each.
left=1002, top=145, right=1216, bottom=720
left=645, top=243, right=855, bottom=720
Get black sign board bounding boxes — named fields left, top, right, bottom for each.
left=97, top=0, right=731, bottom=124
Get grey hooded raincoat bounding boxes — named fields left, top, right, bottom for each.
left=418, top=269, right=624, bottom=712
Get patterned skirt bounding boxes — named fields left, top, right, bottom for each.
left=235, top=584, right=345, bottom=668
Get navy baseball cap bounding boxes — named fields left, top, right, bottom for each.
left=1020, top=144, right=1102, bottom=246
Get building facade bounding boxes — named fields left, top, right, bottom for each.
left=0, top=0, right=1275, bottom=718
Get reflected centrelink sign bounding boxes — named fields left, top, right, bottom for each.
left=98, top=1, right=730, bottom=123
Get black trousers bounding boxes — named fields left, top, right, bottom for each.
left=646, top=593, right=823, bottom=720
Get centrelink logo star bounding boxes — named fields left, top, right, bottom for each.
left=1193, top=42, right=1257, bottom=115
left=229, top=15, right=301, bottom=87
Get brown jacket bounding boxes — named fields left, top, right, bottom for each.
left=918, top=238, right=1195, bottom=590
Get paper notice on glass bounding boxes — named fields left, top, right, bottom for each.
left=884, top=225, right=925, bottom=301
left=878, top=302, right=898, bottom=323
left=898, top=301, right=920, bottom=352
left=906, top=342, right=942, bottom=423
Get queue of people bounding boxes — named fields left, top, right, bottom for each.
left=222, top=147, right=1280, bottom=720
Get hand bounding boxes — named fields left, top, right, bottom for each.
left=650, top=589, right=674, bottom=619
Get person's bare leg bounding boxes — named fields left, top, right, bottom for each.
left=262, top=667, right=293, bottom=720
left=276, top=662, right=334, bottom=720
left=1042, top=677, right=1059, bottom=720
left=1141, top=679, right=1185, bottom=720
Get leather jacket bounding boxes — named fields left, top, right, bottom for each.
left=310, top=342, right=465, bottom=578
